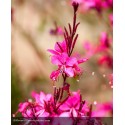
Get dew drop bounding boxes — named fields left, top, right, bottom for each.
left=93, top=101, right=97, bottom=105
left=12, top=114, right=15, bottom=117
left=28, top=99, right=32, bottom=102
left=109, top=81, right=112, bottom=85
left=103, top=74, right=106, bottom=78
left=111, top=85, right=113, bottom=89
left=76, top=79, right=80, bottom=82
left=92, top=72, right=95, bottom=76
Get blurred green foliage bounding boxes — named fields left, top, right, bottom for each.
left=11, top=64, right=24, bottom=114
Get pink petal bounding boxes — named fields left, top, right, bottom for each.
left=55, top=41, right=67, bottom=53
left=77, top=58, right=88, bottom=64
left=31, top=91, right=40, bottom=103
left=18, top=102, right=29, bottom=112
left=60, top=52, right=69, bottom=63
left=51, top=55, right=62, bottom=65
left=66, top=57, right=77, bottom=66
left=50, top=70, right=60, bottom=81
left=59, top=112, right=71, bottom=117
left=65, top=67, right=74, bottom=77
left=47, top=49, right=59, bottom=55
left=71, top=108, right=78, bottom=117
left=46, top=94, right=52, bottom=101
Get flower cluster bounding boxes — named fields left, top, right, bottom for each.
left=72, top=0, right=113, bottom=13
left=13, top=1, right=112, bottom=125
left=50, top=22, right=63, bottom=36
left=13, top=3, right=91, bottom=122
left=13, top=90, right=94, bottom=125
left=16, top=91, right=89, bottom=118
left=92, top=102, right=113, bottom=117
left=48, top=2, right=87, bottom=82
left=84, top=32, right=113, bottom=69
left=48, top=41, right=87, bottom=81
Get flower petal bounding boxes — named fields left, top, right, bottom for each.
left=66, top=57, right=77, bottom=66
left=51, top=55, right=62, bottom=65
left=47, top=49, right=59, bottom=55
left=65, top=67, right=74, bottom=77
left=77, top=58, right=88, bottom=64
left=50, top=70, right=60, bottom=81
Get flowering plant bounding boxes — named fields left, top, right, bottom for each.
left=12, top=1, right=112, bottom=125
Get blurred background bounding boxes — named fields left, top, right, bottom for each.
left=11, top=0, right=113, bottom=116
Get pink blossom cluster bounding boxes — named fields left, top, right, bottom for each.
left=92, top=102, right=113, bottom=117
left=13, top=1, right=113, bottom=124
left=50, top=22, right=63, bottom=36
left=15, top=90, right=90, bottom=118
left=48, top=41, right=87, bottom=81
left=84, top=32, right=113, bottom=69
left=72, top=0, right=113, bottom=13
left=48, top=2, right=88, bottom=81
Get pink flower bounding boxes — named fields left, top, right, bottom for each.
left=78, top=0, right=104, bottom=13
left=98, top=55, right=113, bottom=68
left=50, top=27, right=63, bottom=36
left=103, top=0, right=113, bottom=9
left=95, top=32, right=112, bottom=53
left=92, top=102, right=113, bottom=117
left=18, top=102, right=29, bottom=112
left=50, top=52, right=87, bottom=81
left=48, top=41, right=67, bottom=55
left=31, top=91, right=55, bottom=117
left=31, top=91, right=53, bottom=107
left=16, top=90, right=89, bottom=118
left=18, top=102, right=37, bottom=117
left=98, top=32, right=110, bottom=51
left=59, top=91, right=89, bottom=117
left=83, top=41, right=96, bottom=58
left=17, top=91, right=55, bottom=117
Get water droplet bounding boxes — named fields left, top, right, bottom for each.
left=103, top=74, right=106, bottom=77
left=12, top=114, right=15, bottom=117
left=92, top=72, right=95, bottom=76
left=28, top=99, right=32, bottom=102
left=109, top=81, right=112, bottom=85
left=93, top=101, right=97, bottom=105
left=111, top=85, right=113, bottom=89
left=76, top=79, right=80, bottom=82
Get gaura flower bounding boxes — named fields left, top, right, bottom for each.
left=83, top=41, right=96, bottom=58
left=78, top=0, right=105, bottom=13
left=59, top=91, right=89, bottom=117
left=98, top=55, right=113, bottom=68
left=103, top=0, right=113, bottom=9
left=49, top=52, right=87, bottom=81
left=92, top=102, right=113, bottom=117
left=50, top=27, right=63, bottom=36
left=16, top=91, right=89, bottom=118
left=95, top=32, right=112, bottom=53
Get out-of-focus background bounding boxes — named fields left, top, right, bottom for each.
left=11, top=0, right=113, bottom=116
